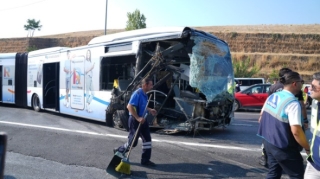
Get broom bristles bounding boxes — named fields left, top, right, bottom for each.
left=115, top=158, right=131, bottom=175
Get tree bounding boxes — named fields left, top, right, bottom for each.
left=24, top=19, right=42, bottom=37
left=268, top=69, right=278, bottom=80
left=125, top=9, right=146, bottom=31
left=232, top=57, right=260, bottom=77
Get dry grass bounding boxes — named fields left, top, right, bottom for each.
left=38, top=24, right=320, bottom=38
left=195, top=24, right=320, bottom=34
left=231, top=52, right=320, bottom=82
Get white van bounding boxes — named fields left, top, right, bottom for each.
left=235, top=78, right=265, bottom=91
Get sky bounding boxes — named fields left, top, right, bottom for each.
left=0, top=0, right=319, bottom=38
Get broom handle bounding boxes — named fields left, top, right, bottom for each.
left=126, top=94, right=152, bottom=159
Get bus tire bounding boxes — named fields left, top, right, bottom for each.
left=113, top=110, right=129, bottom=131
left=32, top=94, right=41, bottom=112
left=105, top=113, right=114, bottom=127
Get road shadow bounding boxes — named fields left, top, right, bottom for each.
left=123, top=160, right=266, bottom=179
left=236, top=108, right=262, bottom=113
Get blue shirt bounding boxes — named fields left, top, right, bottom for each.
left=128, top=88, right=148, bottom=117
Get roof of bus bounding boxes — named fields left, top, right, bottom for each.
left=88, top=27, right=189, bottom=45
left=28, top=47, right=70, bottom=57
left=0, top=53, right=16, bottom=59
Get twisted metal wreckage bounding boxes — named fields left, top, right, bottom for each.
left=106, top=33, right=235, bottom=134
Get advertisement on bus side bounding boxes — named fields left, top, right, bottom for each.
left=2, top=66, right=15, bottom=103
left=59, top=47, right=108, bottom=122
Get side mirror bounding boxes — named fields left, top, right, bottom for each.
left=246, top=91, right=251, bottom=95
left=0, top=133, right=7, bottom=179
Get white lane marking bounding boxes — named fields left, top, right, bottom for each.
left=0, top=120, right=308, bottom=156
left=0, top=121, right=127, bottom=139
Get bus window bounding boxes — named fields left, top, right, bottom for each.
left=100, top=55, right=136, bottom=90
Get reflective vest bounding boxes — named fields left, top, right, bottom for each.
left=227, top=81, right=236, bottom=94
left=257, top=90, right=300, bottom=149
left=309, top=99, right=320, bottom=170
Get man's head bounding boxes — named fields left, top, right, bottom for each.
left=279, top=68, right=292, bottom=78
left=141, top=77, right=153, bottom=92
left=310, top=72, right=320, bottom=101
left=279, top=71, right=303, bottom=95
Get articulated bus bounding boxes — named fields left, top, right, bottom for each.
left=0, top=27, right=235, bottom=134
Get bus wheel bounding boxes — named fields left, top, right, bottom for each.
left=113, top=110, right=129, bottom=131
left=32, top=94, right=41, bottom=112
left=105, top=113, right=114, bottom=127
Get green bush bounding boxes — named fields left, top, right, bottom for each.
left=27, top=45, right=37, bottom=52
left=272, top=33, right=281, bottom=40
left=231, top=32, right=238, bottom=38
left=232, top=57, right=260, bottom=77
left=269, top=69, right=278, bottom=79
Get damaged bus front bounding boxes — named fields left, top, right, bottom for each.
left=105, top=27, right=235, bottom=134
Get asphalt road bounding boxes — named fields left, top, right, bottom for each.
left=0, top=104, right=310, bottom=179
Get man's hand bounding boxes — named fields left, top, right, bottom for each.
left=291, top=125, right=310, bottom=151
left=137, top=117, right=145, bottom=124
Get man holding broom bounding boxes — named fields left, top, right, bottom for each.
left=114, top=77, right=157, bottom=167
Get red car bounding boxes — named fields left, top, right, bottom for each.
left=234, top=84, right=271, bottom=111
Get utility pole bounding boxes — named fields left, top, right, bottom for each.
left=105, top=0, right=108, bottom=35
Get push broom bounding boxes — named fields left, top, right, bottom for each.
left=115, top=95, right=152, bottom=175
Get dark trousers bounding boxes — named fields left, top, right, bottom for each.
left=117, top=116, right=152, bottom=163
left=264, top=140, right=304, bottom=179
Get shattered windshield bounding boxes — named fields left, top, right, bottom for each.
left=189, top=35, right=234, bottom=102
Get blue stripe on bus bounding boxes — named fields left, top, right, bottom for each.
left=59, top=95, right=110, bottom=105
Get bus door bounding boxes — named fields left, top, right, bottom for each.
left=42, top=62, right=60, bottom=111
left=0, top=66, right=2, bottom=102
